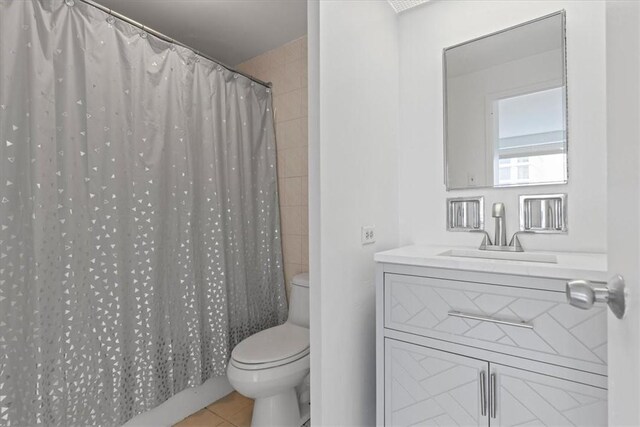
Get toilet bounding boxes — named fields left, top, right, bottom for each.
left=227, top=273, right=310, bottom=427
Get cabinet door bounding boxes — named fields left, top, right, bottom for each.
left=490, top=364, right=607, bottom=426
left=385, top=339, right=489, bottom=426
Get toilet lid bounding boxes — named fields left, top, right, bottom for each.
left=231, top=323, right=309, bottom=367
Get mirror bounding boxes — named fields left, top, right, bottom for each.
left=444, top=12, right=567, bottom=190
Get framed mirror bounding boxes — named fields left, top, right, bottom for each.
left=444, top=11, right=567, bottom=190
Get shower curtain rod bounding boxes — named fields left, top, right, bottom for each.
left=78, top=0, right=273, bottom=89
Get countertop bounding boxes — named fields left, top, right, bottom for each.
left=374, top=245, right=609, bottom=282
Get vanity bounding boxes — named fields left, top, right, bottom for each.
left=375, top=8, right=616, bottom=426
left=375, top=246, right=608, bottom=426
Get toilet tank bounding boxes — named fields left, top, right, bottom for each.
left=288, top=273, right=309, bottom=328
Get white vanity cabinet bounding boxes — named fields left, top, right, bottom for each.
left=375, top=246, right=609, bottom=427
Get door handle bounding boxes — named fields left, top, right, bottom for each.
left=448, top=310, right=533, bottom=329
left=479, top=371, right=487, bottom=416
left=490, top=373, right=497, bottom=419
left=566, top=275, right=626, bottom=319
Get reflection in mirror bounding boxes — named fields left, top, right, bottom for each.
left=444, top=12, right=567, bottom=190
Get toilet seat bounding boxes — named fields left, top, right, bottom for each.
left=231, top=323, right=310, bottom=371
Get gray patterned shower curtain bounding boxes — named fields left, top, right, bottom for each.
left=0, top=0, right=288, bottom=425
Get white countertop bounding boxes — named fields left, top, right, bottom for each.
left=374, top=245, right=609, bottom=282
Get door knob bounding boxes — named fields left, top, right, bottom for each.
left=566, top=275, right=626, bottom=319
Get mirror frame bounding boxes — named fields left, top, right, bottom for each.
left=442, top=10, right=568, bottom=191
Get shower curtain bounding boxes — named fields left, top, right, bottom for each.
left=0, top=0, right=288, bottom=425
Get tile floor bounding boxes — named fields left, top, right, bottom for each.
left=173, top=392, right=254, bottom=427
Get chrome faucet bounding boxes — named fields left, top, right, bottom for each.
left=492, top=202, right=507, bottom=247
left=475, top=202, right=524, bottom=252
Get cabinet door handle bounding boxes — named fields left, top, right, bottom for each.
left=490, top=373, right=497, bottom=419
left=479, top=371, right=487, bottom=416
left=448, top=310, right=533, bottom=329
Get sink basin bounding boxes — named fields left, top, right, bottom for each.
left=439, top=249, right=557, bottom=264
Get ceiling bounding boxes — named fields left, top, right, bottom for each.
left=94, top=0, right=307, bottom=66
left=386, top=0, right=431, bottom=14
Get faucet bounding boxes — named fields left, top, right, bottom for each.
left=492, top=202, right=507, bottom=247
left=475, top=202, right=524, bottom=252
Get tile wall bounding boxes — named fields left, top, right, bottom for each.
left=236, top=37, right=308, bottom=294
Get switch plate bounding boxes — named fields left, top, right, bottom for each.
left=361, top=226, right=376, bottom=245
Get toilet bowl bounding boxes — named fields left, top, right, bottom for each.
left=227, top=273, right=310, bottom=427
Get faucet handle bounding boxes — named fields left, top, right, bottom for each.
left=507, top=232, right=527, bottom=252
left=471, top=230, right=492, bottom=249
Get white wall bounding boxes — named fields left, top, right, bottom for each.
left=398, top=1, right=607, bottom=252
left=307, top=0, right=321, bottom=424
left=309, top=1, right=399, bottom=425
left=310, top=2, right=613, bottom=424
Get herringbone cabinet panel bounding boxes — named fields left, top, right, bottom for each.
left=492, top=365, right=607, bottom=426
left=385, top=339, right=489, bottom=426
